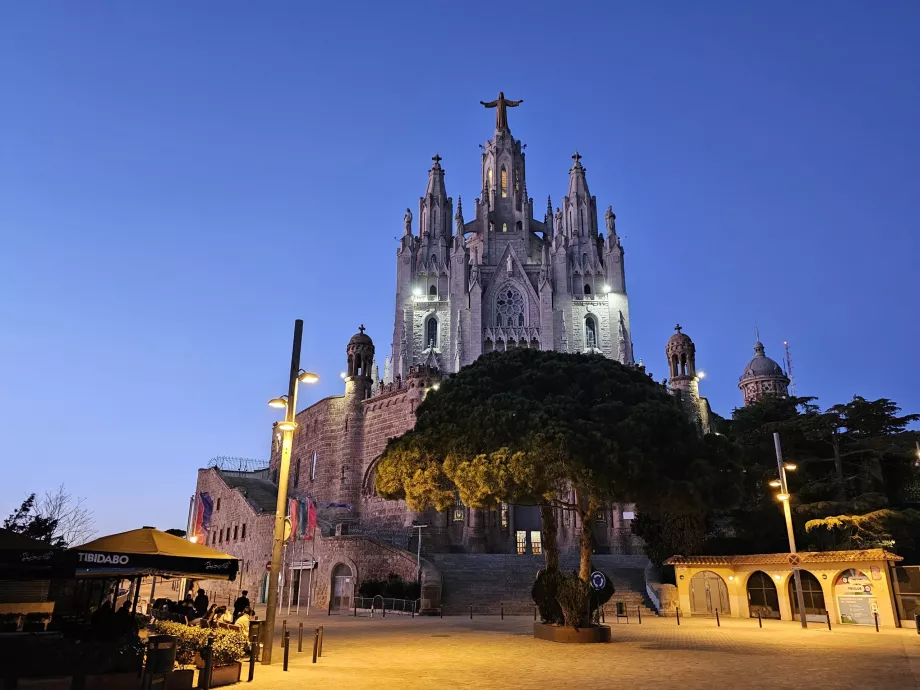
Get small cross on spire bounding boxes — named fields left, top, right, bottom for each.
left=432, top=153, right=442, bottom=165
left=572, top=151, right=583, bottom=165
left=674, top=323, right=682, bottom=333
left=359, top=324, right=366, bottom=334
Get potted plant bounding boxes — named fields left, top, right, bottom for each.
left=22, top=612, right=50, bottom=632
left=0, top=612, right=20, bottom=632
left=203, top=632, right=246, bottom=687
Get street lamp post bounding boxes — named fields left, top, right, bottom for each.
left=773, top=431, right=808, bottom=629
left=261, top=319, right=319, bottom=664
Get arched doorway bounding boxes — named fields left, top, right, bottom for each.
left=690, top=571, right=730, bottom=615
left=834, top=568, right=879, bottom=626
left=331, top=563, right=354, bottom=611
left=746, top=571, right=781, bottom=619
left=789, top=570, right=826, bottom=622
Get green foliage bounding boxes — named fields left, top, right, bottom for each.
left=3, top=494, right=65, bottom=547
left=804, top=508, right=920, bottom=554
left=632, top=512, right=707, bottom=568
left=150, top=621, right=246, bottom=668
left=531, top=568, right=564, bottom=625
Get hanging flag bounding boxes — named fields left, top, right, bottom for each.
left=305, top=498, right=317, bottom=540
left=287, top=498, right=299, bottom=542
left=193, top=492, right=213, bottom=540
left=297, top=499, right=308, bottom=539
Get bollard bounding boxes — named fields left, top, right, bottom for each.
left=371, top=603, right=375, bottom=618
left=318, top=625, right=324, bottom=657
left=202, top=636, right=214, bottom=690
left=382, top=602, right=386, bottom=618
left=501, top=603, right=504, bottom=621
left=312, top=628, right=319, bottom=663
left=874, top=612, right=879, bottom=632
left=715, top=608, right=720, bottom=627
left=298, top=622, right=303, bottom=652
left=470, top=604, right=473, bottom=620
left=283, top=632, right=290, bottom=672
left=411, top=601, right=415, bottom=618
left=533, top=605, right=537, bottom=621
left=676, top=607, right=680, bottom=626
left=826, top=610, right=832, bottom=631
left=355, top=600, right=358, bottom=617
left=915, top=614, right=919, bottom=634
left=440, top=606, right=443, bottom=619
left=248, top=646, right=256, bottom=682
left=758, top=612, right=762, bottom=628
left=600, top=606, right=605, bottom=624
left=281, top=619, right=286, bottom=641
left=637, top=606, right=641, bottom=625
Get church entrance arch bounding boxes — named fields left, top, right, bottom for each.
left=331, top=563, right=354, bottom=611
left=689, top=570, right=730, bottom=615
left=746, top=570, right=780, bottom=619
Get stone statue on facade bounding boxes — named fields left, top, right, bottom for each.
left=605, top=206, right=616, bottom=236
left=480, top=92, right=523, bottom=130
left=554, top=207, right=564, bottom=235
left=404, top=208, right=412, bottom=236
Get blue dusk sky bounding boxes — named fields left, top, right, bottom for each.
left=2, top=2, right=918, bottom=538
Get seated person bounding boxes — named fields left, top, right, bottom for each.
left=234, top=607, right=252, bottom=637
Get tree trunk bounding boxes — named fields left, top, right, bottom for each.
left=832, top=436, right=846, bottom=502
left=539, top=504, right=560, bottom=571
left=578, top=496, right=599, bottom=582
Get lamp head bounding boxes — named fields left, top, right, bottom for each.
left=268, top=397, right=288, bottom=409
left=298, top=371, right=319, bottom=384
left=784, top=463, right=797, bottom=471
left=768, top=480, right=782, bottom=488
left=277, top=420, right=297, bottom=432
left=776, top=493, right=790, bottom=501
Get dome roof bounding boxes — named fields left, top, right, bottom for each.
left=741, top=342, right=786, bottom=380
left=667, top=324, right=692, bottom=348
left=348, top=325, right=373, bottom=346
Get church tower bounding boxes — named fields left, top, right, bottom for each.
left=387, top=95, right=634, bottom=380
left=666, top=324, right=712, bottom=434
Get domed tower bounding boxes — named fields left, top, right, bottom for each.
left=738, top=336, right=790, bottom=405
left=346, top=325, right=375, bottom=401
left=666, top=324, right=698, bottom=398
left=665, top=324, right=712, bottom=434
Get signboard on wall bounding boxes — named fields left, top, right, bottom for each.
left=835, top=569, right=878, bottom=625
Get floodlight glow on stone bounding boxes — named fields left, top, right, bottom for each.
left=602, top=284, right=612, bottom=293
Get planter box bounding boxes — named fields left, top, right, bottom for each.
left=533, top=623, right=611, bottom=644
left=164, top=669, right=194, bottom=690
left=197, top=662, right=241, bottom=688
left=84, top=672, right=142, bottom=690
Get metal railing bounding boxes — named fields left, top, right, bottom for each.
left=353, top=596, right=420, bottom=615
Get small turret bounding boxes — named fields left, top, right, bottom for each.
left=346, top=325, right=375, bottom=400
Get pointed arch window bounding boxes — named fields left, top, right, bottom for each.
left=500, top=167, right=508, bottom=197
left=514, top=169, right=520, bottom=194
left=488, top=168, right=493, bottom=189
left=502, top=223, right=507, bottom=233
left=585, top=316, right=598, bottom=350
left=426, top=317, right=438, bottom=348
left=584, top=284, right=592, bottom=295
left=428, top=284, right=437, bottom=297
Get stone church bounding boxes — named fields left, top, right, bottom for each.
left=190, top=97, right=791, bottom=614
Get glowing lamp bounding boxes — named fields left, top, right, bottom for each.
left=277, top=420, right=297, bottom=432
left=776, top=493, right=790, bottom=501
left=697, top=371, right=706, bottom=379
left=602, top=284, right=612, bottom=294
left=268, top=397, right=287, bottom=409
left=784, top=463, right=797, bottom=471
left=188, top=535, right=198, bottom=543
left=774, top=575, right=781, bottom=581
left=412, top=286, right=423, bottom=297
left=769, top=480, right=782, bottom=488
left=431, top=383, right=440, bottom=391
left=340, top=372, right=347, bottom=379
left=298, top=371, right=319, bottom=384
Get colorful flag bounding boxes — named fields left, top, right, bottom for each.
left=305, top=499, right=317, bottom=540
left=297, top=499, right=307, bottom=539
left=287, top=498, right=299, bottom=542
left=193, top=492, right=213, bottom=540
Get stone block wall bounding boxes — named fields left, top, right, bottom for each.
left=194, top=468, right=274, bottom=605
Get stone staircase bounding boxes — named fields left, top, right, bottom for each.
left=427, top=553, right=657, bottom=617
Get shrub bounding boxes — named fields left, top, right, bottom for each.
left=531, top=568, right=564, bottom=625
left=149, top=621, right=246, bottom=668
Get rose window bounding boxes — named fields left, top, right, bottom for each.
left=496, top=286, right=525, bottom=327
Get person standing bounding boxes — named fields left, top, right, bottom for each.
left=194, top=589, right=209, bottom=618
left=233, top=590, right=250, bottom=621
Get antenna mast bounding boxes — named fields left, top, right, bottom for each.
left=783, top=340, right=795, bottom=396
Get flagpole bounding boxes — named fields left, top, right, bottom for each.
left=296, top=538, right=304, bottom=614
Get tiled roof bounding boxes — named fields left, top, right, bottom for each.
left=217, top=469, right=278, bottom=513
left=664, top=549, right=902, bottom=566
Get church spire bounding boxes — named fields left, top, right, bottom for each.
left=420, top=153, right=451, bottom=238
left=563, top=152, right=598, bottom=238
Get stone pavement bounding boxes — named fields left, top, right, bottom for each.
left=245, top=611, right=920, bottom=689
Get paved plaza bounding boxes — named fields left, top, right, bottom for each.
left=246, top=610, right=920, bottom=689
